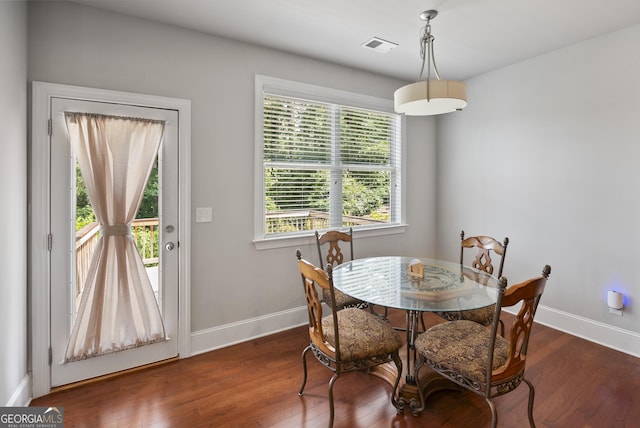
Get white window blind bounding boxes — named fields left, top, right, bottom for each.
left=256, top=76, right=403, bottom=240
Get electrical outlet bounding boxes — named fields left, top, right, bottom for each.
left=609, top=307, right=623, bottom=317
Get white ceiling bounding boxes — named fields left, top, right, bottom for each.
left=69, top=0, right=640, bottom=81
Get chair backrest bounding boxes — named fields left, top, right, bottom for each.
left=296, top=250, right=340, bottom=360
left=486, top=265, right=551, bottom=389
left=315, top=227, right=354, bottom=271
left=460, top=230, right=509, bottom=277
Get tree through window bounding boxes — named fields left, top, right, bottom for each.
left=257, top=77, right=403, bottom=239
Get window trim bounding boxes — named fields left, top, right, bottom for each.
left=253, top=75, right=406, bottom=250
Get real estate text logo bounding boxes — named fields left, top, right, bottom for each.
left=0, top=407, right=63, bottom=428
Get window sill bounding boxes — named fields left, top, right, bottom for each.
left=253, top=224, right=408, bottom=250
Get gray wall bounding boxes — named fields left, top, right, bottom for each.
left=0, top=1, right=28, bottom=406
left=436, top=24, right=640, bottom=346
left=27, top=2, right=435, bottom=339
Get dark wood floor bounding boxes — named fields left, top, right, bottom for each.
left=32, top=309, right=640, bottom=427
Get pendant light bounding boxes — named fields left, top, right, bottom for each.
left=394, top=10, right=467, bottom=116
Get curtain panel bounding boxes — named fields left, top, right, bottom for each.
left=63, top=112, right=166, bottom=362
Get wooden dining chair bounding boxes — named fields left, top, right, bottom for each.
left=316, top=228, right=388, bottom=318
left=296, top=250, right=403, bottom=428
left=411, top=265, right=551, bottom=427
left=315, top=228, right=367, bottom=308
left=435, top=230, right=509, bottom=335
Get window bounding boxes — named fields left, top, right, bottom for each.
left=255, top=76, right=404, bottom=246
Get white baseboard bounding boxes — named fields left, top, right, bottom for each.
left=190, top=306, right=308, bottom=356
left=189, top=303, right=640, bottom=359
left=6, top=374, right=31, bottom=407
left=516, top=304, right=640, bottom=358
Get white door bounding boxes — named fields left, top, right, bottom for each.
left=49, top=97, right=179, bottom=386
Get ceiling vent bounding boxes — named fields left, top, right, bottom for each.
left=361, top=37, right=398, bottom=53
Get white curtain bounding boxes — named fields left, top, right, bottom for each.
left=63, top=112, right=166, bottom=362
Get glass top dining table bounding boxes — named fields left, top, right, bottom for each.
left=332, top=256, right=500, bottom=313
left=332, top=255, right=501, bottom=397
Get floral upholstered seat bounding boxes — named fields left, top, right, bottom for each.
left=415, top=320, right=509, bottom=383
left=322, top=307, right=401, bottom=361
left=435, top=303, right=495, bottom=326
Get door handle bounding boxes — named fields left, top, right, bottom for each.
left=165, top=242, right=176, bottom=251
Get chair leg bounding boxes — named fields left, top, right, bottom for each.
left=485, top=397, right=498, bottom=428
left=298, top=345, right=311, bottom=395
left=524, top=378, right=537, bottom=428
left=327, top=373, right=339, bottom=428
left=390, top=351, right=403, bottom=411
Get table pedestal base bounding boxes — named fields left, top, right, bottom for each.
left=369, top=312, right=460, bottom=415
left=369, top=361, right=460, bottom=415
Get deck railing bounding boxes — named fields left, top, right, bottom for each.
left=265, top=210, right=386, bottom=234
left=75, top=218, right=159, bottom=301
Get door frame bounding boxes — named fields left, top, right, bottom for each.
left=30, top=81, right=192, bottom=398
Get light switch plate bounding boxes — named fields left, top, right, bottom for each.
left=195, top=207, right=212, bottom=223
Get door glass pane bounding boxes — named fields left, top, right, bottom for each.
left=73, top=157, right=161, bottom=314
